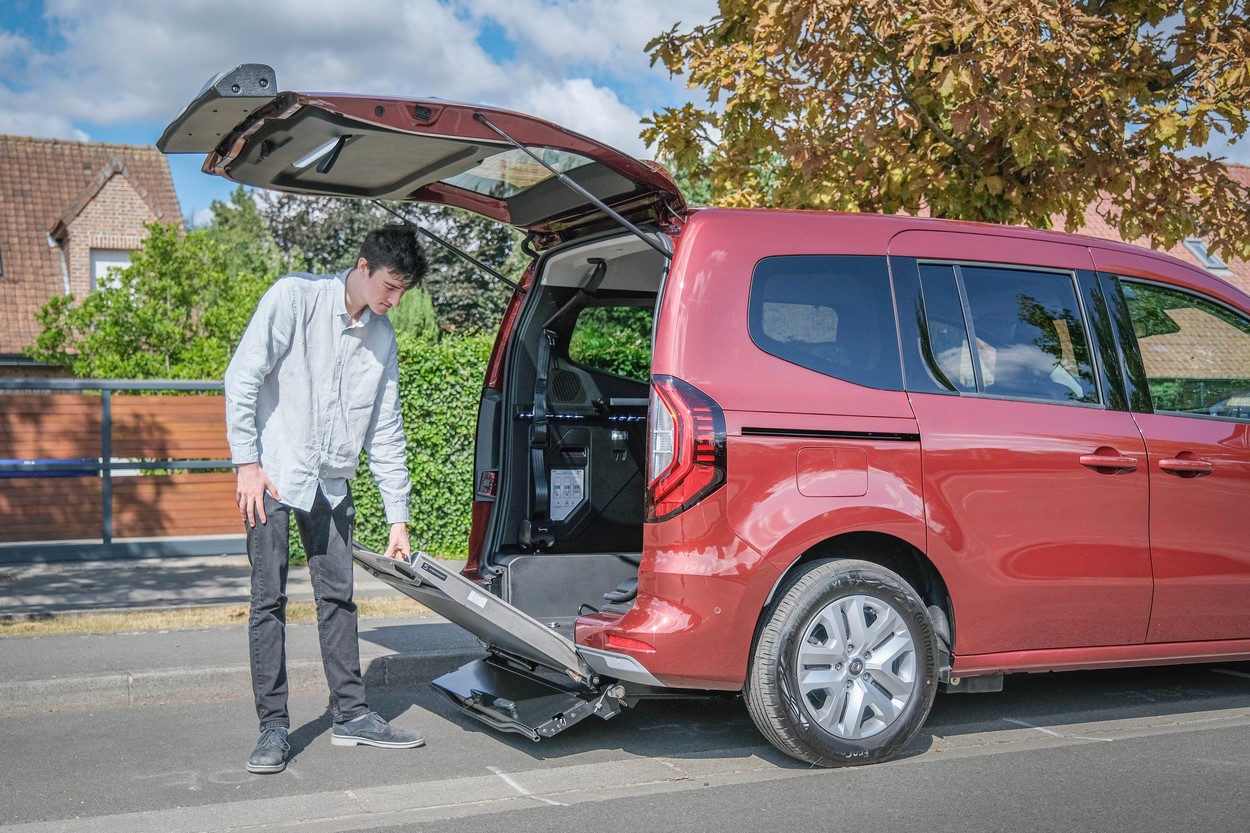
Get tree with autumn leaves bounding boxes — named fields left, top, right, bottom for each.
left=645, top=0, right=1250, bottom=260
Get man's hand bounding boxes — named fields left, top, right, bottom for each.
left=235, top=462, right=280, bottom=527
left=384, top=522, right=411, bottom=560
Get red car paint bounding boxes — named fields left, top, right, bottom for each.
left=561, top=208, right=1250, bottom=688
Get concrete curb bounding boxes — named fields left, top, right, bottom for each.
left=0, top=648, right=481, bottom=716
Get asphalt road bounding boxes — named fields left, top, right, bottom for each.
left=4, top=660, right=1248, bottom=833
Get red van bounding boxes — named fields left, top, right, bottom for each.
left=162, top=65, right=1250, bottom=766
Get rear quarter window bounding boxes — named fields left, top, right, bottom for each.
left=748, top=255, right=902, bottom=390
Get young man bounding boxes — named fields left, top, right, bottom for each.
left=225, top=224, right=428, bottom=774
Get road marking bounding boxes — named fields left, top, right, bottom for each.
left=1003, top=718, right=1113, bottom=742
left=487, top=766, right=567, bottom=806
left=1212, top=668, right=1250, bottom=680
left=1004, top=718, right=1064, bottom=738
left=13, top=725, right=1250, bottom=832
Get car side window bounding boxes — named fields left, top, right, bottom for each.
left=1120, top=280, right=1250, bottom=419
left=918, top=263, right=1099, bottom=403
left=748, top=255, right=902, bottom=390
left=917, top=264, right=976, bottom=393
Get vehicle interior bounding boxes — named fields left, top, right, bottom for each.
left=482, top=232, right=670, bottom=619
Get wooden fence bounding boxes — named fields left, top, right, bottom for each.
left=0, top=380, right=243, bottom=562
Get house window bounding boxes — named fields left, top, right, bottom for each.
left=90, top=249, right=131, bottom=290
left=0, top=246, right=5, bottom=277
left=1182, top=238, right=1232, bottom=275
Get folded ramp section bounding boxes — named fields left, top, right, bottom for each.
left=353, top=547, right=623, bottom=740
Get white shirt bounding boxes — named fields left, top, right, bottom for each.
left=224, top=270, right=410, bottom=523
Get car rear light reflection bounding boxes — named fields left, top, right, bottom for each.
left=646, top=375, right=726, bottom=522
left=606, top=633, right=656, bottom=653
left=464, top=500, right=493, bottom=579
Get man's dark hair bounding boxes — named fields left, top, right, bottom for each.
left=359, top=224, right=428, bottom=289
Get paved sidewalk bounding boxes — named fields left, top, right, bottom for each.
left=0, top=554, right=413, bottom=616
left=0, top=555, right=485, bottom=716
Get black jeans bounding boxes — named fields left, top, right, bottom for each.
left=247, top=489, right=369, bottom=731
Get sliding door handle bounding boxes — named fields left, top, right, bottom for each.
left=1158, top=457, right=1213, bottom=477
left=1079, top=451, right=1138, bottom=473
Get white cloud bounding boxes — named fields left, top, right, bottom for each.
left=22, top=0, right=513, bottom=122
left=463, top=0, right=716, bottom=77
left=0, top=104, right=88, bottom=141
left=190, top=205, right=215, bottom=228
left=0, top=0, right=713, bottom=135
left=514, top=77, right=649, bottom=156
left=0, top=0, right=720, bottom=200
left=0, top=29, right=32, bottom=64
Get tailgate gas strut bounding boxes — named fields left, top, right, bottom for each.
left=473, top=113, right=673, bottom=262
left=371, top=199, right=524, bottom=293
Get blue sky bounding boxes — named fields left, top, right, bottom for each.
left=2, top=1, right=1246, bottom=226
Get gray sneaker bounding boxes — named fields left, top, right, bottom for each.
left=247, top=727, right=289, bottom=774
left=331, top=711, right=425, bottom=749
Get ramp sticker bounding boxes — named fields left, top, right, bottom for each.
left=550, top=468, right=585, bottom=522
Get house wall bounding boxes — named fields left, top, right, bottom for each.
left=0, top=136, right=182, bottom=363
left=62, top=174, right=159, bottom=298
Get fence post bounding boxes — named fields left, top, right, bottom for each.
left=101, top=388, right=113, bottom=545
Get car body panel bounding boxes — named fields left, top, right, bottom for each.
left=1088, top=246, right=1250, bottom=645
left=651, top=209, right=916, bottom=418
left=908, top=393, right=1152, bottom=653
left=886, top=231, right=1155, bottom=653
left=576, top=491, right=778, bottom=689
left=1133, top=412, right=1250, bottom=642
left=952, top=638, right=1250, bottom=677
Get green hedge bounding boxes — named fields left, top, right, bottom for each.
left=287, top=331, right=492, bottom=562
left=350, top=332, right=493, bottom=557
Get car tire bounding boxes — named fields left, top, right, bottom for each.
left=745, top=559, right=939, bottom=766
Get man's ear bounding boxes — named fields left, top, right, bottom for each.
left=357, top=256, right=370, bottom=274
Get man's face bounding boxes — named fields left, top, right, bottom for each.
left=361, top=259, right=408, bottom=315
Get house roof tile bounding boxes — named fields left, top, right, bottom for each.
left=0, top=135, right=181, bottom=357
left=1062, top=162, right=1250, bottom=293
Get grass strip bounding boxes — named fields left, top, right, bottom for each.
left=0, top=595, right=432, bottom=638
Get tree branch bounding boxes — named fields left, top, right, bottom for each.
left=1159, top=62, right=1199, bottom=91
left=890, top=65, right=980, bottom=169
left=851, top=6, right=980, bottom=169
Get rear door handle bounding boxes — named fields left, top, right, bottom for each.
left=1079, top=452, right=1138, bottom=473
left=1158, top=457, right=1214, bottom=477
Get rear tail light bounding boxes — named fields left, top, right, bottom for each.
left=646, top=375, right=726, bottom=521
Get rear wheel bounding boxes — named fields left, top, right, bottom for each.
left=745, top=559, right=939, bottom=766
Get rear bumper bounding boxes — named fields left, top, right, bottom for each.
left=577, top=646, right=667, bottom=687
left=575, top=501, right=778, bottom=690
